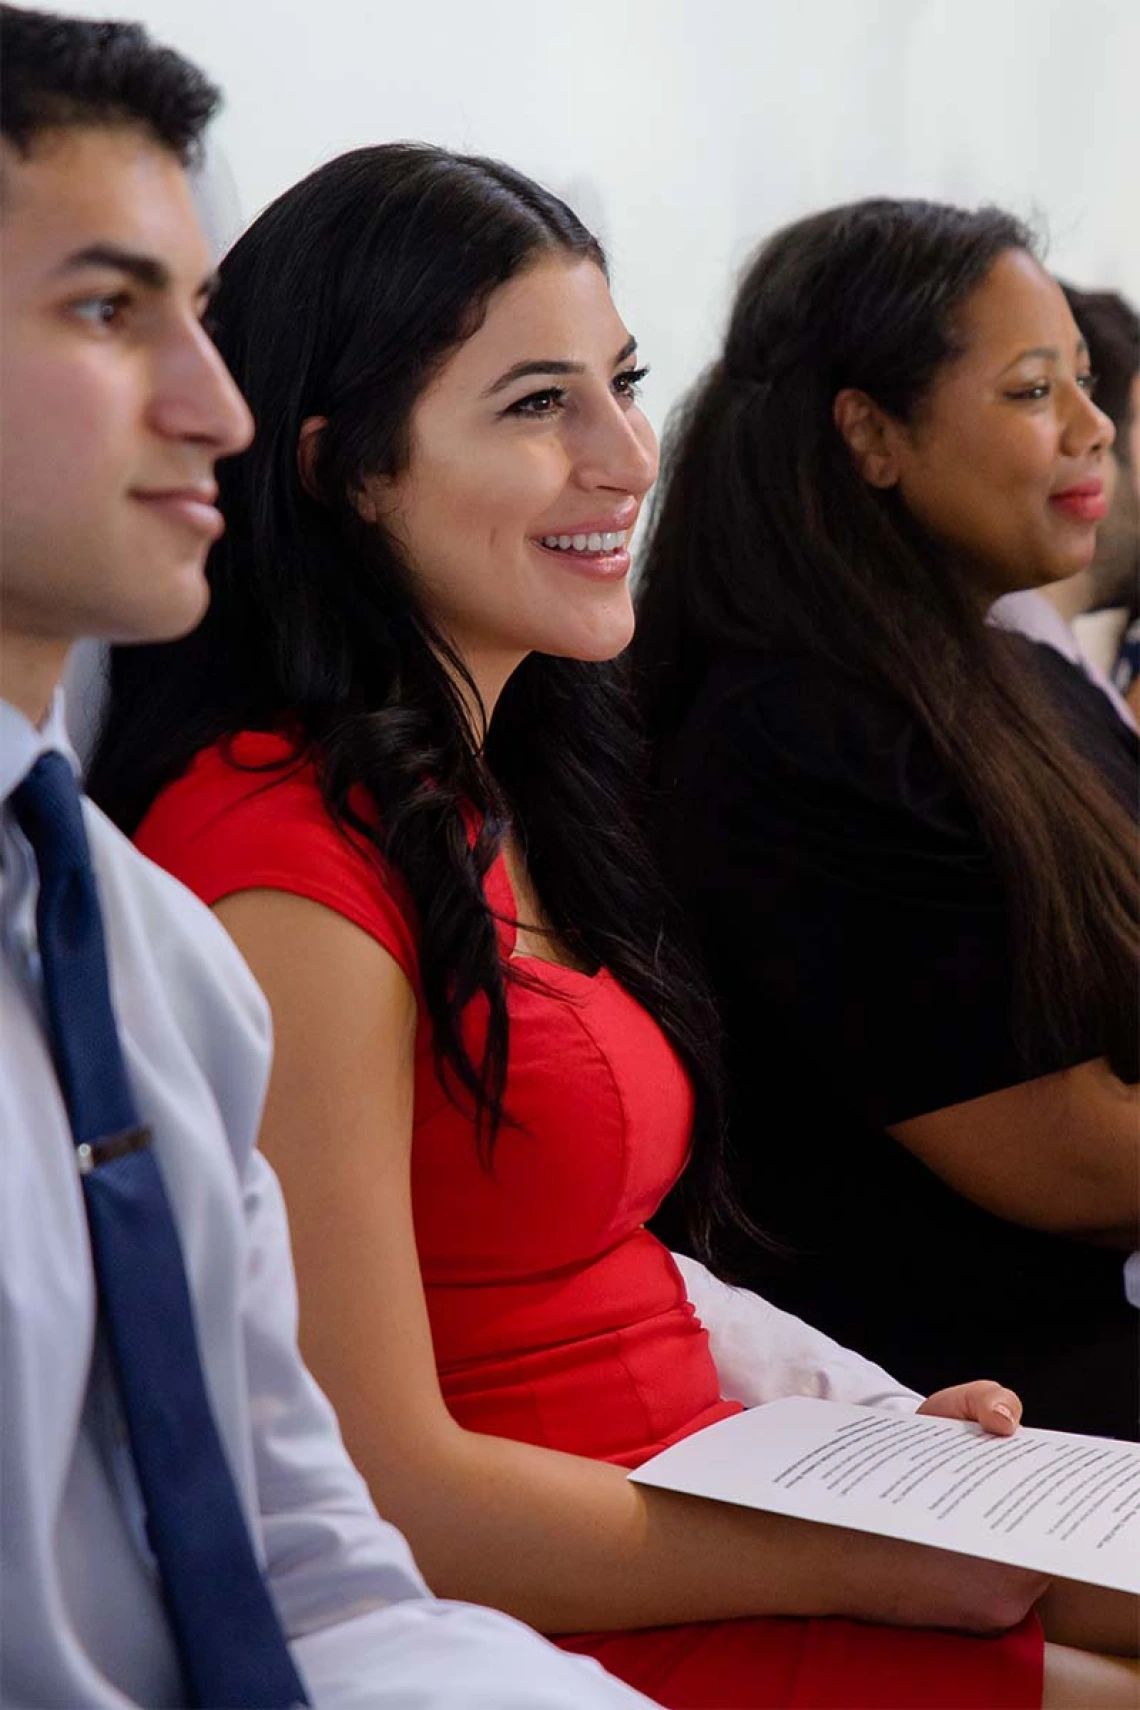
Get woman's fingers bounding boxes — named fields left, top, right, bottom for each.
left=917, top=1379, right=1023, bottom=1436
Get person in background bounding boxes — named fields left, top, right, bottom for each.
left=89, top=150, right=1136, bottom=1707
left=0, top=10, right=667, bottom=1707
left=634, top=199, right=1139, bottom=1448
left=1076, top=290, right=1140, bottom=715
left=992, top=284, right=1140, bottom=747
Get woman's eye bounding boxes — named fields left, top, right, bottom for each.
left=505, top=387, right=566, bottom=418
left=613, top=365, right=649, bottom=402
left=1007, top=382, right=1050, bottom=402
left=1077, top=370, right=1098, bottom=395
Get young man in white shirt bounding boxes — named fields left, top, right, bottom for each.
left=0, top=9, right=658, bottom=1704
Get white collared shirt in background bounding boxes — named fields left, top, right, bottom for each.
left=990, top=588, right=1138, bottom=733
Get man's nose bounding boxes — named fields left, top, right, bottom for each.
left=151, top=324, right=254, bottom=456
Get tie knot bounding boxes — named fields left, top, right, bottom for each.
left=11, top=750, right=90, bottom=878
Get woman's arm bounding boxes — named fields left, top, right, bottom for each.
left=211, top=887, right=1048, bottom=1639
left=671, top=670, right=1138, bottom=1249
left=888, top=1062, right=1139, bottom=1242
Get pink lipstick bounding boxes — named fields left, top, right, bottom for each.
left=1049, top=480, right=1107, bottom=523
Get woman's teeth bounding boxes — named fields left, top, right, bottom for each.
left=540, top=530, right=627, bottom=553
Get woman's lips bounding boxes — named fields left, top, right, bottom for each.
left=532, top=522, right=634, bottom=581
left=533, top=538, right=631, bottom=580
left=1049, top=483, right=1107, bottom=523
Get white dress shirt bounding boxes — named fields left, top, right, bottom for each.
left=0, top=693, right=655, bottom=1710
left=675, top=1255, right=921, bottom=1413
left=990, top=586, right=1139, bottom=732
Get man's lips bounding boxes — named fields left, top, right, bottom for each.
left=1049, top=480, right=1107, bottom=522
left=131, top=484, right=224, bottom=540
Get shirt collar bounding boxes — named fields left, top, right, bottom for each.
left=0, top=690, right=81, bottom=806
left=988, top=589, right=1083, bottom=666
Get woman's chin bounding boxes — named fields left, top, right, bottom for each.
left=534, top=604, right=635, bottom=665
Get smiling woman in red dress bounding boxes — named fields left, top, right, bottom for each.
left=89, top=149, right=1137, bottom=1707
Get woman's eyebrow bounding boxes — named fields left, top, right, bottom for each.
left=999, top=345, right=1059, bottom=372
left=483, top=336, right=639, bottom=398
left=484, top=358, right=583, bottom=397
left=997, top=337, right=1090, bottom=378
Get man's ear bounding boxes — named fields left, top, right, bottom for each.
left=832, top=388, right=903, bottom=489
left=297, top=415, right=327, bottom=501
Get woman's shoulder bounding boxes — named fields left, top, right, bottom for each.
left=137, top=731, right=331, bottom=863
left=135, top=732, right=420, bottom=984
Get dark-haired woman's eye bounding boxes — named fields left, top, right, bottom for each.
left=505, top=387, right=567, bottom=418
left=613, top=365, right=649, bottom=402
left=1077, top=370, right=1098, bottom=395
left=1006, top=381, right=1051, bottom=402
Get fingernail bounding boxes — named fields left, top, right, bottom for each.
left=994, top=1403, right=1016, bottom=1424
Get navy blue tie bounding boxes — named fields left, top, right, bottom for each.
left=13, top=752, right=309, bottom=1710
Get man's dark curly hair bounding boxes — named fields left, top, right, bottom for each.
left=0, top=5, right=219, bottom=164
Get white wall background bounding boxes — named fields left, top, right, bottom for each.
left=61, top=0, right=1140, bottom=446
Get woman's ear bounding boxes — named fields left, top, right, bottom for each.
left=297, top=415, right=327, bottom=500
left=833, top=388, right=902, bottom=489
left=299, top=414, right=391, bottom=524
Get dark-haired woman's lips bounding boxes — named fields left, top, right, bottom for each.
left=534, top=528, right=631, bottom=579
left=131, top=483, right=226, bottom=540
left=1049, top=481, right=1107, bottom=523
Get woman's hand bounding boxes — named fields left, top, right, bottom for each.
left=917, top=1379, right=1023, bottom=1436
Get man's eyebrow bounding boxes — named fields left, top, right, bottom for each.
left=52, top=243, right=171, bottom=290
left=483, top=335, right=639, bottom=399
left=51, top=243, right=217, bottom=302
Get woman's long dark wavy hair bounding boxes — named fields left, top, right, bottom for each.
left=634, top=197, right=1139, bottom=1084
left=88, top=143, right=738, bottom=1261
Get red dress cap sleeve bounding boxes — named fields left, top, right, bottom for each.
left=135, top=733, right=419, bottom=989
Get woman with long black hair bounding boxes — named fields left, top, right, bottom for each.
left=634, top=199, right=1139, bottom=1445
left=90, top=155, right=1135, bottom=1707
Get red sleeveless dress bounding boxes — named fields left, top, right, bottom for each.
left=136, top=733, right=1043, bottom=1709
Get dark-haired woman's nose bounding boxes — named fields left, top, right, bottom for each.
left=1064, top=384, right=1116, bottom=462
left=577, top=401, right=659, bottom=498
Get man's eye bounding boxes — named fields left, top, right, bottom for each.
left=71, top=293, right=131, bottom=328
left=505, top=388, right=566, bottom=418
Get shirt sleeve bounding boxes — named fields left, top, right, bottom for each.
left=666, top=661, right=1092, bottom=1125
left=136, top=744, right=419, bottom=987
left=673, top=1252, right=921, bottom=1414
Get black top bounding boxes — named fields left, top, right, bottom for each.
left=659, top=644, right=1138, bottom=1439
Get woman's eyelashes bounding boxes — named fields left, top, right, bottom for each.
left=505, top=385, right=567, bottom=418
left=614, top=364, right=650, bottom=399
left=1004, top=371, right=1097, bottom=404
left=503, top=365, right=650, bottom=419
